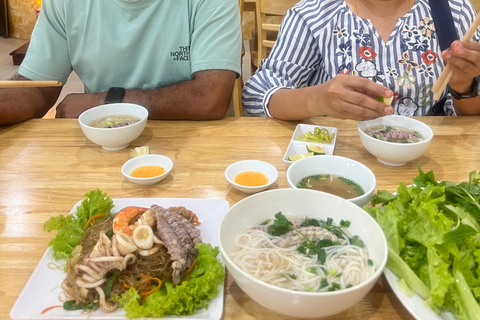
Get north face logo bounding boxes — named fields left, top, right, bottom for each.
left=170, top=46, right=190, bottom=61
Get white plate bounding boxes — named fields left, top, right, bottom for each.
left=10, top=198, right=230, bottom=320
left=283, top=124, right=337, bottom=164
left=384, top=259, right=456, bottom=320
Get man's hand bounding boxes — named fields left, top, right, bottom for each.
left=55, top=92, right=106, bottom=118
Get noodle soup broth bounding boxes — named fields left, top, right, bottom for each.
left=295, top=174, right=364, bottom=199
left=364, top=125, right=424, bottom=143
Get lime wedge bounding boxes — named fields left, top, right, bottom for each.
left=377, top=95, right=393, bottom=105
left=130, top=146, right=150, bottom=157
left=306, top=145, right=325, bottom=155
left=288, top=152, right=314, bottom=162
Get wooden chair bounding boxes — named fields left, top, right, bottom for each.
left=251, top=0, right=299, bottom=69
left=232, top=0, right=245, bottom=117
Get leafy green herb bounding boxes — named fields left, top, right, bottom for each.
left=43, top=189, right=114, bottom=261
left=365, top=165, right=480, bottom=320
left=63, top=300, right=97, bottom=311
left=306, top=267, right=317, bottom=274
left=267, top=212, right=293, bottom=236
left=320, top=278, right=329, bottom=288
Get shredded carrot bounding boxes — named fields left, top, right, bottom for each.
left=183, top=258, right=196, bottom=276
left=140, top=277, right=162, bottom=297
left=83, top=213, right=108, bottom=230
left=123, top=282, right=131, bottom=289
left=40, top=305, right=63, bottom=314
left=192, top=214, right=201, bottom=225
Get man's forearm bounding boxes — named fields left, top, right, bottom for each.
left=121, top=70, right=236, bottom=120
left=0, top=87, right=61, bottom=125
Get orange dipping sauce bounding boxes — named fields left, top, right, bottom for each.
left=131, top=165, right=166, bottom=178
left=234, top=171, right=269, bottom=186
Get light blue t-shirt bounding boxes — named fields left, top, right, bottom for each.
left=20, top=0, right=242, bottom=93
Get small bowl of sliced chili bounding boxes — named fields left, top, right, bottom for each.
left=122, top=154, right=173, bottom=186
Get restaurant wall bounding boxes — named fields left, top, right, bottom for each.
left=5, top=0, right=480, bottom=41
left=7, top=0, right=39, bottom=40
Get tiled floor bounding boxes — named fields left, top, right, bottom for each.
left=0, top=37, right=251, bottom=118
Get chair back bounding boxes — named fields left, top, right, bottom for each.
left=255, top=0, right=299, bottom=64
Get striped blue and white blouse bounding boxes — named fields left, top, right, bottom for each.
left=242, top=0, right=480, bottom=117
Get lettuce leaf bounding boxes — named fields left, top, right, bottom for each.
left=43, top=188, right=114, bottom=260
left=119, top=243, right=225, bottom=318
left=366, top=167, right=480, bottom=320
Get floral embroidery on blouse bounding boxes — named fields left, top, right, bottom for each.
left=419, top=17, right=435, bottom=39
left=242, top=0, right=479, bottom=118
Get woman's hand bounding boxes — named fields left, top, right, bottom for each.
left=442, top=40, right=480, bottom=92
left=313, top=74, right=394, bottom=120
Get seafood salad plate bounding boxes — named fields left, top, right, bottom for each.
left=10, top=197, right=229, bottom=320
left=283, top=124, right=337, bottom=164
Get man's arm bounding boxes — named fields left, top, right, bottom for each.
left=0, top=73, right=62, bottom=125
left=56, top=69, right=237, bottom=120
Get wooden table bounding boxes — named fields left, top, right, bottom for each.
left=1, top=116, right=479, bottom=320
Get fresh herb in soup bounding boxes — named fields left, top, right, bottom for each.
left=89, top=115, right=140, bottom=128
left=231, top=212, right=376, bottom=292
left=296, top=174, right=364, bottom=199
left=365, top=125, right=423, bottom=143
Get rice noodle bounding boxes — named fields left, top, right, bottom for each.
left=231, top=217, right=375, bottom=292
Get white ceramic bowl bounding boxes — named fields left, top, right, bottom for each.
left=358, top=115, right=433, bottom=166
left=218, top=188, right=388, bottom=318
left=121, top=154, right=173, bottom=186
left=225, top=160, right=278, bottom=194
left=286, top=155, right=376, bottom=207
left=78, top=103, right=148, bottom=151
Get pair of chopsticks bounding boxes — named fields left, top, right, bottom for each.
left=0, top=80, right=63, bottom=88
left=431, top=14, right=480, bottom=101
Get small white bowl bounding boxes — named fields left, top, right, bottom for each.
left=286, top=155, right=376, bottom=207
left=78, top=103, right=148, bottom=151
left=121, top=154, right=173, bottom=186
left=225, top=160, right=278, bottom=194
left=218, top=188, right=388, bottom=318
left=358, top=115, right=433, bottom=166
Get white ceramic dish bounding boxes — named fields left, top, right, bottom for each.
left=224, top=160, right=278, bottom=194
left=283, top=124, right=337, bottom=164
left=78, top=103, right=148, bottom=151
left=10, top=198, right=229, bottom=320
left=357, top=115, right=433, bottom=167
left=218, top=188, right=388, bottom=318
left=122, top=154, right=173, bottom=186
left=384, top=269, right=455, bottom=320
left=286, top=155, right=376, bottom=207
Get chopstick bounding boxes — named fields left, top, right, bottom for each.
left=0, top=80, right=63, bottom=88
left=431, top=14, right=480, bottom=101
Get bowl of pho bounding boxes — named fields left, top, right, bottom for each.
left=218, top=188, right=388, bottom=318
left=78, top=103, right=148, bottom=151
left=357, top=115, right=433, bottom=166
left=286, top=155, right=376, bottom=207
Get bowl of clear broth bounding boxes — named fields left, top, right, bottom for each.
left=218, top=188, right=388, bottom=318
left=78, top=103, right=148, bottom=151
left=225, top=160, right=278, bottom=194
left=286, top=155, right=376, bottom=207
left=122, top=154, right=173, bottom=186
left=358, top=115, right=433, bottom=166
